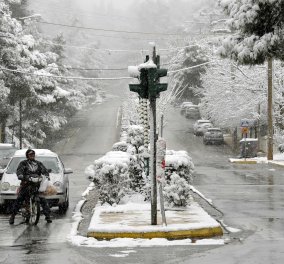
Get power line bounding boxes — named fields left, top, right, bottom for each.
left=168, top=61, right=214, bottom=73
left=0, top=61, right=214, bottom=81
left=0, top=67, right=132, bottom=80
left=37, top=21, right=184, bottom=36
left=1, top=33, right=195, bottom=54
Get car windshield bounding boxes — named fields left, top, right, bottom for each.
left=6, top=156, right=61, bottom=174
left=0, top=149, right=16, bottom=159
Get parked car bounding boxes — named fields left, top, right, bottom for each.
left=180, top=102, right=193, bottom=115
left=203, top=128, right=224, bottom=145
left=0, top=143, right=18, bottom=169
left=0, top=149, right=72, bottom=213
left=193, top=120, right=213, bottom=136
left=185, top=105, right=200, bottom=119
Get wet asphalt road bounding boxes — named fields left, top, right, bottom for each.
left=1, top=84, right=284, bottom=263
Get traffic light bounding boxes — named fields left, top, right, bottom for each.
left=129, top=68, right=149, bottom=99
left=148, top=68, right=168, bottom=98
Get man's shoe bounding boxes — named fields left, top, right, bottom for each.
left=45, top=217, right=52, bottom=223
left=9, top=215, right=15, bottom=225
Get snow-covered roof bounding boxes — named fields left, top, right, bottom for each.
left=13, top=149, right=58, bottom=157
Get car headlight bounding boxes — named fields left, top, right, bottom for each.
left=1, top=182, right=10, bottom=191
left=53, top=181, right=63, bottom=192
left=10, top=185, right=18, bottom=191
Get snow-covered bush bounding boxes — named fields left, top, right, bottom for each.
left=112, top=141, right=128, bottom=152
left=165, top=150, right=194, bottom=184
left=163, top=173, right=191, bottom=207
left=163, top=150, right=194, bottom=207
left=89, top=151, right=131, bottom=205
left=126, top=125, right=144, bottom=153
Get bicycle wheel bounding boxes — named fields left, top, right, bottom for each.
left=29, top=198, right=40, bottom=225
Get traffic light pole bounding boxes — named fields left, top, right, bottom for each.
left=149, top=96, right=157, bottom=225
left=150, top=45, right=157, bottom=225
left=128, top=45, right=168, bottom=226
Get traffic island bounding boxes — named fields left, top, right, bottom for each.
left=87, top=202, right=223, bottom=240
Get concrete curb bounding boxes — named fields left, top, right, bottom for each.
left=87, top=226, right=223, bottom=240
left=229, top=159, right=257, bottom=164
left=268, top=161, right=284, bottom=167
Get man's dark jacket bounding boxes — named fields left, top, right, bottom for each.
left=16, top=159, right=49, bottom=184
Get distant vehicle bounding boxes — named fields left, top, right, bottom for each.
left=180, top=102, right=193, bottom=115
left=0, top=149, right=72, bottom=213
left=203, top=128, right=224, bottom=145
left=193, top=120, right=213, bottom=136
left=185, top=105, right=200, bottom=119
left=0, top=143, right=18, bottom=169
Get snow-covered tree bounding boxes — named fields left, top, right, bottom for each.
left=200, top=58, right=267, bottom=129
left=218, top=0, right=284, bottom=158
left=219, top=0, right=284, bottom=64
left=168, top=44, right=209, bottom=103
left=0, top=5, right=71, bottom=145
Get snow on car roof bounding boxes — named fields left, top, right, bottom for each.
left=197, top=119, right=211, bottom=123
left=207, top=128, right=221, bottom=131
left=0, top=143, right=16, bottom=149
left=13, top=149, right=58, bottom=157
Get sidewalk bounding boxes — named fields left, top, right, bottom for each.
left=229, top=153, right=284, bottom=166
left=229, top=155, right=284, bottom=166
left=86, top=200, right=223, bottom=240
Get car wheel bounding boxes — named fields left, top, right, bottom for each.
left=58, top=189, right=69, bottom=214
left=0, top=204, right=7, bottom=214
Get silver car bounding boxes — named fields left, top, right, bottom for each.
left=0, top=143, right=18, bottom=169
left=193, top=120, right=213, bottom=136
left=0, top=149, right=72, bottom=213
left=203, top=128, right=224, bottom=145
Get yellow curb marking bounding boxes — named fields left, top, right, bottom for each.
left=87, top=226, right=223, bottom=240
left=231, top=160, right=257, bottom=164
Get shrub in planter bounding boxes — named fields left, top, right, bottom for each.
left=127, top=125, right=144, bottom=153
left=90, top=151, right=131, bottom=205
left=165, top=150, right=194, bottom=184
left=112, top=141, right=128, bottom=152
left=163, top=173, right=191, bottom=207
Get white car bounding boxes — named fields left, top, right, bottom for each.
left=185, top=105, right=200, bottom=119
left=0, top=149, right=72, bottom=213
left=193, top=120, right=213, bottom=136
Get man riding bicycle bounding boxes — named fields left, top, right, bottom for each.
left=9, top=149, right=52, bottom=224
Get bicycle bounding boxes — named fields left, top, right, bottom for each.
left=20, top=175, right=43, bottom=225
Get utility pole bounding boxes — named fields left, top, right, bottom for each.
left=267, top=57, right=273, bottom=160
left=19, top=98, right=22, bottom=149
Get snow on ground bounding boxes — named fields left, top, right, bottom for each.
left=229, top=152, right=284, bottom=164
